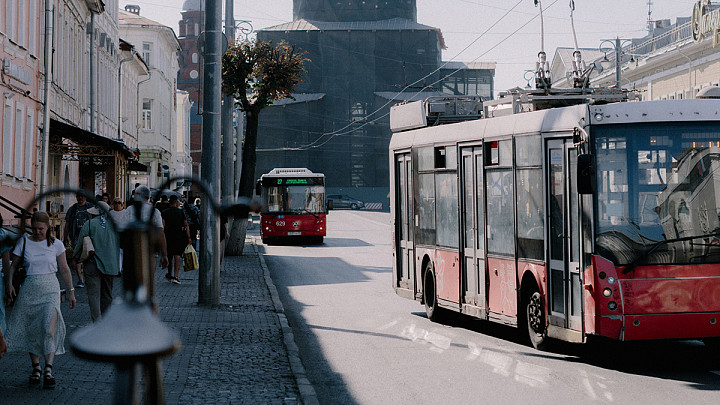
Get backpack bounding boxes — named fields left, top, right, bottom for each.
left=183, top=203, right=199, bottom=225
left=71, top=205, right=92, bottom=241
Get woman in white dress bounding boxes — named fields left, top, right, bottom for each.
left=4, top=211, right=76, bottom=389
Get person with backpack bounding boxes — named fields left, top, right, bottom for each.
left=182, top=196, right=200, bottom=250
left=72, top=201, right=119, bottom=322
left=62, top=192, right=94, bottom=288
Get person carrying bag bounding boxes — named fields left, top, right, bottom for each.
left=72, top=201, right=119, bottom=322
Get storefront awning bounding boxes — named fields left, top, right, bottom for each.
left=49, top=119, right=134, bottom=159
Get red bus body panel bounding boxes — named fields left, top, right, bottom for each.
left=488, top=257, right=517, bottom=318
left=591, top=255, right=720, bottom=340
left=434, top=249, right=460, bottom=304
left=260, top=214, right=327, bottom=238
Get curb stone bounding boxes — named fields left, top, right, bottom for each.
left=252, top=237, right=320, bottom=405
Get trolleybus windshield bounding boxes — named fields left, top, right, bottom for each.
left=264, top=183, right=325, bottom=215
left=593, top=121, right=720, bottom=266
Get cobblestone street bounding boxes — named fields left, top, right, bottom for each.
left=0, top=235, right=312, bottom=404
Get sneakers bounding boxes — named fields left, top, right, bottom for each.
left=75, top=281, right=85, bottom=288
left=171, top=277, right=181, bottom=285
left=165, top=273, right=172, bottom=281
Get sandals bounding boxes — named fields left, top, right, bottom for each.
left=29, top=363, right=41, bottom=385
left=43, top=364, right=56, bottom=389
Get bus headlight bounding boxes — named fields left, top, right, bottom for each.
left=608, top=301, right=618, bottom=311
left=607, top=276, right=616, bottom=285
left=602, top=288, right=613, bottom=297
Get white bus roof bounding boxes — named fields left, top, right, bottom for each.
left=262, top=168, right=325, bottom=178
left=390, top=99, right=720, bottom=150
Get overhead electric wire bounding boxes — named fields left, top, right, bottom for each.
left=261, top=0, right=562, bottom=152
left=260, top=0, right=528, bottom=152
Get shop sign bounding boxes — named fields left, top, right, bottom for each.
left=693, top=0, right=720, bottom=47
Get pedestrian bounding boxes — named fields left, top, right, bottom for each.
left=155, top=194, right=170, bottom=213
left=162, top=195, right=191, bottom=285
left=101, top=192, right=110, bottom=204
left=182, top=196, right=200, bottom=250
left=62, top=192, right=95, bottom=288
left=120, top=185, right=168, bottom=270
left=72, top=201, right=119, bottom=322
left=0, top=212, right=11, bottom=359
left=109, top=198, right=125, bottom=273
left=4, top=211, right=76, bottom=389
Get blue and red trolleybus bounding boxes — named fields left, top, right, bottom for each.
left=256, top=168, right=327, bottom=244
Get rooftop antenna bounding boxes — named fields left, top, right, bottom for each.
left=647, top=0, right=654, bottom=34
left=569, top=0, right=592, bottom=88
left=534, top=0, right=552, bottom=89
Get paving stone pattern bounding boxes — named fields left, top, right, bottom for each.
left=0, top=239, right=301, bottom=404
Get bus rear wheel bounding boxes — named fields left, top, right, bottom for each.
left=423, top=261, right=444, bottom=322
left=526, top=290, right=549, bottom=350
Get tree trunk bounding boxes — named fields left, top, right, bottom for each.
left=225, top=109, right=260, bottom=256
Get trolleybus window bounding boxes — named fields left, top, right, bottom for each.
left=486, top=169, right=514, bottom=255
left=594, top=122, right=720, bottom=266
left=516, top=135, right=544, bottom=260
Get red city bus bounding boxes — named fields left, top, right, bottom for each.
left=389, top=90, right=720, bottom=350
left=256, top=168, right=327, bottom=244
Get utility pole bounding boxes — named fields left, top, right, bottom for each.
left=221, top=0, right=235, bottom=206
left=199, top=0, right=222, bottom=305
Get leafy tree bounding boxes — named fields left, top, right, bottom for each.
left=221, top=39, right=308, bottom=254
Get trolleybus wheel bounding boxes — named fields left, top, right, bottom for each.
left=526, top=290, right=549, bottom=350
left=423, top=261, right=444, bottom=322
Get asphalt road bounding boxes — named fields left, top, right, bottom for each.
left=260, top=210, right=720, bottom=405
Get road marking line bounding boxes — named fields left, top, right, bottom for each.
left=711, top=370, right=720, bottom=377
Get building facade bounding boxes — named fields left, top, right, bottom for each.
left=119, top=7, right=181, bottom=190
left=549, top=4, right=720, bottom=103
left=173, top=89, right=193, bottom=192
left=0, top=0, right=44, bottom=218
left=257, top=0, right=494, bottom=204
left=176, top=0, right=204, bottom=177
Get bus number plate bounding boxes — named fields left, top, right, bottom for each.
left=288, top=232, right=302, bottom=236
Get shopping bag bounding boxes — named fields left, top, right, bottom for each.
left=79, top=235, right=95, bottom=262
left=183, top=243, right=199, bottom=271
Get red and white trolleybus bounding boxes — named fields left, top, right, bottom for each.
left=389, top=89, right=720, bottom=349
left=256, top=168, right=327, bottom=244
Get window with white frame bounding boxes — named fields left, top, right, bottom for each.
left=25, top=110, right=34, bottom=179
left=142, top=99, right=152, bottom=130
left=14, top=105, right=24, bottom=176
left=18, top=0, right=25, bottom=47
left=6, top=0, right=15, bottom=42
left=28, top=0, right=36, bottom=55
left=142, top=42, right=152, bottom=66
left=3, top=100, right=13, bottom=175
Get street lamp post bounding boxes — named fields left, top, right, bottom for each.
left=599, top=37, right=633, bottom=88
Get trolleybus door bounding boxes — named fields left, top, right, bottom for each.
left=460, top=147, right=486, bottom=309
left=395, top=153, right=415, bottom=292
left=546, top=139, right=582, bottom=331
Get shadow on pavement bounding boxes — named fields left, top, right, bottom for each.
left=414, top=309, right=720, bottom=392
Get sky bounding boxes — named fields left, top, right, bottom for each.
left=126, top=0, right=701, bottom=96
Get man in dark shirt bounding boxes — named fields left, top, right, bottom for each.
left=162, top=195, right=191, bottom=284
left=155, top=194, right=171, bottom=213
left=63, top=192, right=95, bottom=288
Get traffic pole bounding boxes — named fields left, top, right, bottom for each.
left=199, top=0, right=222, bottom=305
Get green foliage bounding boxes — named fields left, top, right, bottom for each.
left=222, top=39, right=308, bottom=113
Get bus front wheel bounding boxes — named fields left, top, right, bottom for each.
left=526, top=290, right=549, bottom=350
left=423, top=261, right=444, bottom=322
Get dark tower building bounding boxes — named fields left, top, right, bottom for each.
left=293, top=0, right=417, bottom=22
left=256, top=0, right=494, bottom=205
left=176, top=0, right=205, bottom=176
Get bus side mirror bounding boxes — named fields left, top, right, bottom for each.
left=577, top=154, right=595, bottom=195
left=255, top=180, right=262, bottom=196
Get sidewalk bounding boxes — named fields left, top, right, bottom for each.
left=0, top=232, right=316, bottom=404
